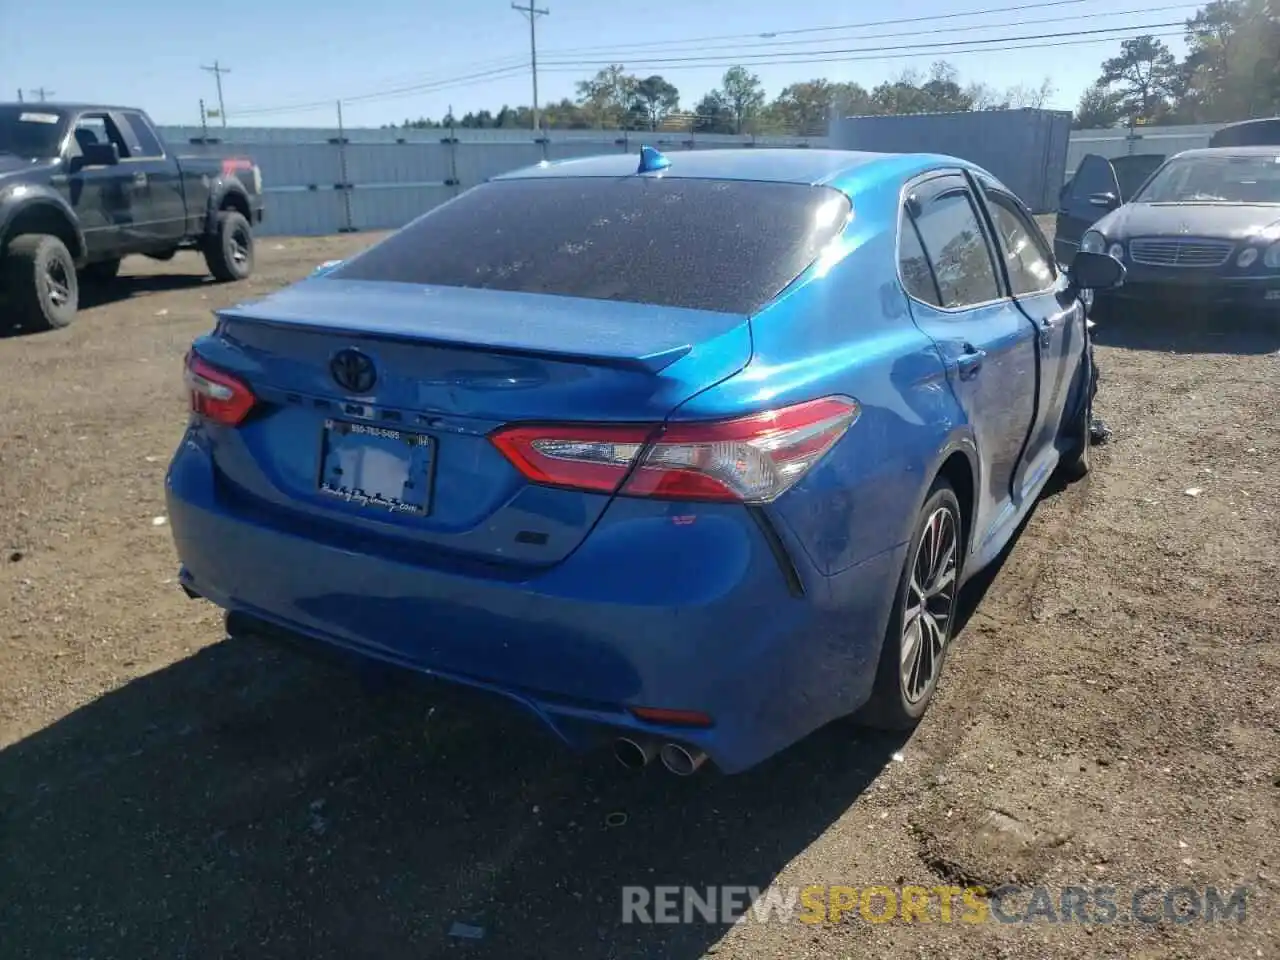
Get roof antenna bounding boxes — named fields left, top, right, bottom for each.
left=637, top=144, right=671, bottom=174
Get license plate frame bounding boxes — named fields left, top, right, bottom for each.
left=316, top=418, right=435, bottom=517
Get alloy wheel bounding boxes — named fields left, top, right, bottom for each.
left=900, top=506, right=959, bottom=704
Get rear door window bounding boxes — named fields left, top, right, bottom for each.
left=331, top=177, right=851, bottom=315
left=907, top=178, right=1002, bottom=309
left=120, top=111, right=165, bottom=158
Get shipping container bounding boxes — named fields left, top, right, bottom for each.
left=828, top=108, right=1073, bottom=213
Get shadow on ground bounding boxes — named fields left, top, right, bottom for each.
left=0, top=632, right=904, bottom=959
left=80, top=273, right=214, bottom=308
left=1093, top=302, right=1280, bottom=355
left=0, top=274, right=212, bottom=339
left=0, top=499, right=1032, bottom=959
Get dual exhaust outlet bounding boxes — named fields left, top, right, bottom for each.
left=613, top=736, right=708, bottom=776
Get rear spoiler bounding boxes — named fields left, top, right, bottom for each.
left=217, top=312, right=691, bottom=374
left=213, top=280, right=749, bottom=375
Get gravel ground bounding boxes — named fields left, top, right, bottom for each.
left=0, top=230, right=1277, bottom=959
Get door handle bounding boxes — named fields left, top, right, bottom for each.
left=956, top=343, right=986, bottom=380
left=133, top=171, right=148, bottom=187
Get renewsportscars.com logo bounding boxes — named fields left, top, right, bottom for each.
left=620, top=884, right=1250, bottom=926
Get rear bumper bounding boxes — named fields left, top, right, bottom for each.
left=165, top=433, right=903, bottom=773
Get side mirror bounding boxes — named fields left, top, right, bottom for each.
left=79, top=142, right=120, bottom=168
left=1068, top=251, right=1126, bottom=291
left=1087, top=191, right=1119, bottom=210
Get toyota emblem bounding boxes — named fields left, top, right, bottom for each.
left=330, top=349, right=377, bottom=394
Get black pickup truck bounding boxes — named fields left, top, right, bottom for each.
left=0, top=103, right=264, bottom=331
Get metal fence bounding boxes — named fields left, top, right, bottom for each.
left=1065, top=123, right=1228, bottom=177
left=164, top=127, right=826, bottom=236
left=157, top=120, right=1233, bottom=237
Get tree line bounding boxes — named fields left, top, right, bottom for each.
left=393, top=61, right=1053, bottom=136
left=391, top=0, right=1278, bottom=134
left=1074, top=0, right=1279, bottom=127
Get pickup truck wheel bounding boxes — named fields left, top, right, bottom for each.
left=81, top=258, right=121, bottom=284
left=205, top=211, right=253, bottom=282
left=3, top=234, right=79, bottom=331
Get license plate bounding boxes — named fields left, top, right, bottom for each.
left=317, top=419, right=434, bottom=515
left=1266, top=290, right=1280, bottom=301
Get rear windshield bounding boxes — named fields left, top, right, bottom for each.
left=0, top=107, right=68, bottom=159
left=331, top=177, right=851, bottom=314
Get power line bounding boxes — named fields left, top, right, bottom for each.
left=200, top=60, right=231, bottom=128
left=534, top=0, right=1126, bottom=56
left=537, top=29, right=1186, bottom=74
left=215, top=5, right=1184, bottom=122
left=229, top=63, right=533, bottom=117
left=542, top=3, right=1201, bottom=58
left=540, top=21, right=1189, bottom=68
left=512, top=1, right=550, bottom=132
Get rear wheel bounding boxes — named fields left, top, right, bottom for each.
left=204, top=210, right=254, bottom=282
left=863, top=481, right=962, bottom=729
left=2, top=234, right=78, bottom=331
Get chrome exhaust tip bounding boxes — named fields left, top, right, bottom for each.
left=659, top=742, right=708, bottom=776
left=613, top=737, right=657, bottom=770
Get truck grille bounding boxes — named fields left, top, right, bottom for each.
left=1128, top=238, right=1234, bottom=267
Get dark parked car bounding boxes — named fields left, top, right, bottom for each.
left=1209, top=117, right=1280, bottom=148
left=0, top=103, right=264, bottom=331
left=1058, top=147, right=1280, bottom=313
left=1054, top=153, right=1166, bottom=265
left=166, top=147, right=1124, bottom=776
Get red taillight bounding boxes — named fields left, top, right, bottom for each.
left=489, top=396, right=858, bottom=503
left=489, top=423, right=657, bottom=495
left=184, top=353, right=256, bottom=426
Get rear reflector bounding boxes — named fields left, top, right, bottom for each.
left=489, top=396, right=858, bottom=503
left=629, top=706, right=714, bottom=728
left=185, top=353, right=257, bottom=426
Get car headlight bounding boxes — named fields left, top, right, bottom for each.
left=1264, top=242, right=1280, bottom=269
left=1081, top=230, right=1105, bottom=255
left=1107, top=242, right=1124, bottom=261
left=1238, top=248, right=1259, bottom=268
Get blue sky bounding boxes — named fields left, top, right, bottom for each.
left=0, top=0, right=1197, bottom=128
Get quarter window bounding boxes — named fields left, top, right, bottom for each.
left=898, top=213, right=941, bottom=306
left=910, top=187, right=1001, bottom=308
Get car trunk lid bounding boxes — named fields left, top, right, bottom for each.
left=194, top=280, right=752, bottom=567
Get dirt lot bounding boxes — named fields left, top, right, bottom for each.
left=1, top=232, right=1277, bottom=960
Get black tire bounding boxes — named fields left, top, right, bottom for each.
left=1056, top=337, right=1093, bottom=482
left=2, top=234, right=78, bottom=331
left=862, top=480, right=963, bottom=730
left=204, top=210, right=254, bottom=282
left=81, top=258, right=121, bottom=284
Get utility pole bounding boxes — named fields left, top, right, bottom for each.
left=511, top=1, right=549, bottom=134
left=16, top=89, right=23, bottom=103
left=28, top=87, right=54, bottom=102
left=200, top=60, right=231, bottom=128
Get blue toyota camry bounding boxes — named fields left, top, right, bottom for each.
left=167, top=148, right=1123, bottom=775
